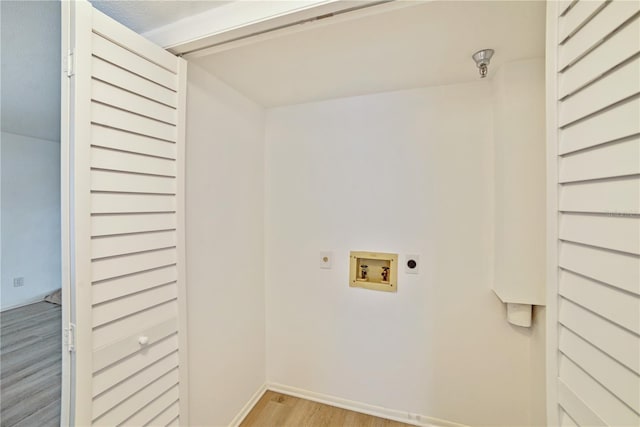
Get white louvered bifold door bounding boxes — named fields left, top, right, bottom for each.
left=546, top=1, right=640, bottom=426
left=64, top=1, right=188, bottom=425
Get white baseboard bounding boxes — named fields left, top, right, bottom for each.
left=228, top=383, right=267, bottom=427
left=0, top=292, right=53, bottom=312
left=267, top=383, right=468, bottom=427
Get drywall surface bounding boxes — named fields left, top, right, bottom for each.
left=264, top=82, right=534, bottom=426
left=492, top=58, right=546, bottom=305
left=1, top=132, right=60, bottom=310
left=0, top=1, right=60, bottom=142
left=185, top=64, right=266, bottom=426
left=194, top=1, right=544, bottom=108
left=530, top=305, right=547, bottom=427
left=492, top=57, right=547, bottom=425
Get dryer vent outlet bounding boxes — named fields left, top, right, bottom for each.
left=405, top=255, right=419, bottom=274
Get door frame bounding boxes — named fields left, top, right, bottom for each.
left=60, top=0, right=72, bottom=423
left=544, top=1, right=559, bottom=426
left=61, top=1, right=94, bottom=424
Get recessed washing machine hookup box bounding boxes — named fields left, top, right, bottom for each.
left=349, top=251, right=398, bottom=292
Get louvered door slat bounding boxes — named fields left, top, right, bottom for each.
left=92, top=103, right=177, bottom=142
left=91, top=146, right=176, bottom=177
left=91, top=248, right=177, bottom=283
left=558, top=380, right=607, bottom=427
left=92, top=79, right=177, bottom=125
left=559, top=136, right=640, bottom=183
left=92, top=283, right=178, bottom=327
left=559, top=270, right=640, bottom=333
left=91, top=125, right=176, bottom=159
left=558, top=0, right=608, bottom=43
left=91, top=265, right=178, bottom=305
left=558, top=1, right=577, bottom=18
left=559, top=16, right=640, bottom=98
left=559, top=177, right=640, bottom=214
left=91, top=10, right=178, bottom=73
left=93, top=336, right=179, bottom=396
left=548, top=2, right=640, bottom=423
left=146, top=400, right=180, bottom=427
left=559, top=97, right=640, bottom=155
left=92, top=230, right=177, bottom=259
left=92, top=57, right=178, bottom=108
left=122, top=385, right=180, bottom=426
left=559, top=212, right=640, bottom=254
left=559, top=356, right=639, bottom=426
left=91, top=193, right=176, bottom=214
left=92, top=300, right=178, bottom=350
left=91, top=34, right=177, bottom=91
left=559, top=241, right=640, bottom=295
left=93, top=369, right=179, bottom=425
left=93, top=355, right=179, bottom=419
left=93, top=319, right=178, bottom=373
left=66, top=2, right=187, bottom=424
left=559, top=407, right=580, bottom=427
left=91, top=170, right=176, bottom=194
left=559, top=298, right=640, bottom=374
left=559, top=327, right=640, bottom=413
left=558, top=56, right=640, bottom=127
left=559, top=0, right=640, bottom=70
left=91, top=213, right=176, bottom=237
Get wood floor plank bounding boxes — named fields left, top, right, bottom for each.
left=1, top=346, right=61, bottom=390
left=240, top=392, right=413, bottom=427
left=0, top=302, right=61, bottom=427
left=1, top=327, right=60, bottom=380
left=11, top=398, right=60, bottom=427
left=283, top=397, right=326, bottom=426
left=240, top=391, right=277, bottom=426
left=260, top=400, right=294, bottom=427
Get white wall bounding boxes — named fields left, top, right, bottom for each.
left=492, top=58, right=546, bottom=306
left=530, top=305, right=546, bottom=427
left=1, top=132, right=60, bottom=310
left=264, top=82, right=535, bottom=426
left=185, top=63, right=266, bottom=426
left=492, top=57, right=547, bottom=425
left=0, top=1, right=60, bottom=142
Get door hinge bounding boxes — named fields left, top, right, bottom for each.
left=65, top=323, right=76, bottom=352
left=64, top=49, right=75, bottom=77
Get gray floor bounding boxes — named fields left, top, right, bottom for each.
left=1, top=301, right=61, bottom=427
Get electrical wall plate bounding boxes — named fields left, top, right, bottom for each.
left=349, top=251, right=398, bottom=292
left=320, top=251, right=333, bottom=269
left=405, top=254, right=419, bottom=274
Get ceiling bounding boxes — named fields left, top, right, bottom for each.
left=0, top=1, right=545, bottom=141
left=193, top=0, right=546, bottom=107
left=90, top=0, right=232, bottom=34
left=0, top=1, right=229, bottom=141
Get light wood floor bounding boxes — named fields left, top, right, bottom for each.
left=240, top=391, right=413, bottom=427
left=0, top=302, right=61, bottom=427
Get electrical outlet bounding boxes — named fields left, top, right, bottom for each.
left=13, top=277, right=24, bottom=287
left=320, top=251, right=333, bottom=269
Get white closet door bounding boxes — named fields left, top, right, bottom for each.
left=62, top=1, right=188, bottom=425
left=547, top=1, right=640, bottom=426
